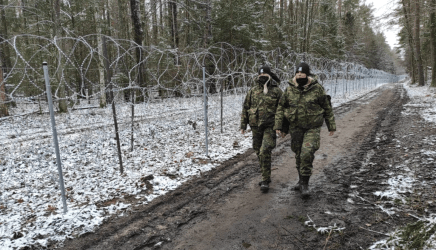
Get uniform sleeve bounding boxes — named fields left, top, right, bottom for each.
left=319, top=88, right=336, bottom=132
left=240, top=89, right=251, bottom=130
left=276, top=87, right=283, bottom=107
left=273, top=88, right=286, bottom=131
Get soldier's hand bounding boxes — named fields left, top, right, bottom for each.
left=241, top=129, right=245, bottom=134
left=276, top=130, right=281, bottom=136
left=329, top=131, right=335, bottom=136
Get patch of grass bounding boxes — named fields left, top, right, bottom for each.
left=394, top=198, right=402, bottom=205
left=327, top=242, right=342, bottom=249
left=399, top=221, right=436, bottom=249
left=284, top=215, right=294, bottom=220
left=242, top=242, right=252, bottom=248
left=298, top=215, right=306, bottom=223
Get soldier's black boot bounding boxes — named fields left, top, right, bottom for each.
left=260, top=181, right=270, bottom=192
left=258, top=179, right=271, bottom=186
left=293, top=169, right=302, bottom=191
left=300, top=176, right=311, bottom=198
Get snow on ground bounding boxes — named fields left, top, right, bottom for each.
left=402, top=82, right=436, bottom=124
left=368, top=80, right=436, bottom=249
left=0, top=81, right=392, bottom=249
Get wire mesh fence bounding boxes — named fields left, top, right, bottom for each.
left=0, top=35, right=403, bottom=248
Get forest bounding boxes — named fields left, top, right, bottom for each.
left=0, top=0, right=425, bottom=117
left=2, top=1, right=436, bottom=249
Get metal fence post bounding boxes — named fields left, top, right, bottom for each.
left=220, top=44, right=224, bottom=134
left=203, top=66, right=209, bottom=157
left=101, top=36, right=124, bottom=174
left=220, top=79, right=223, bottom=134
left=131, top=90, right=135, bottom=152
left=42, top=62, right=68, bottom=214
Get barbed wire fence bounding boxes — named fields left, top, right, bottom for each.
left=0, top=35, right=401, bottom=219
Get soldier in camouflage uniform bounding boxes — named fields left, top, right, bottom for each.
left=274, top=62, right=336, bottom=198
left=240, top=65, right=283, bottom=192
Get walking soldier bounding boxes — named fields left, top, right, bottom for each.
left=240, top=65, right=283, bottom=192
left=274, top=62, right=336, bottom=198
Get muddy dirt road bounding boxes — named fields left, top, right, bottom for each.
left=60, top=83, right=436, bottom=250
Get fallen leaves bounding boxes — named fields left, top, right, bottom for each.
left=185, top=152, right=194, bottom=158
left=198, top=159, right=209, bottom=164
left=47, top=205, right=56, bottom=213
left=101, top=199, right=118, bottom=207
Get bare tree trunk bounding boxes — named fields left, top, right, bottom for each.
left=0, top=65, right=8, bottom=117
left=306, top=0, right=316, bottom=52
left=105, top=0, right=112, bottom=36
left=289, top=0, right=294, bottom=49
left=203, top=0, right=211, bottom=48
left=230, top=0, right=233, bottom=44
left=293, top=0, right=299, bottom=51
left=185, top=0, right=191, bottom=46
left=151, top=0, right=158, bottom=45
left=117, top=0, right=129, bottom=39
left=168, top=0, right=179, bottom=49
left=302, top=0, right=309, bottom=52
left=0, top=0, right=11, bottom=73
left=130, top=0, right=144, bottom=87
left=95, top=1, right=107, bottom=107
left=414, top=0, right=425, bottom=86
left=54, top=0, right=68, bottom=112
left=141, top=1, right=150, bottom=47
left=431, top=0, right=436, bottom=87
left=337, top=0, right=342, bottom=37
left=298, top=0, right=303, bottom=52
left=402, top=0, right=417, bottom=84
left=159, top=0, right=164, bottom=37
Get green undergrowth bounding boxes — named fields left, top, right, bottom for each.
left=399, top=220, right=436, bottom=249
left=371, top=219, right=436, bottom=249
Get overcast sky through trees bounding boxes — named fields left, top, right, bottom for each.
left=365, top=0, right=400, bottom=49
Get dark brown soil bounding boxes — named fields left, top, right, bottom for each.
left=58, top=83, right=436, bottom=250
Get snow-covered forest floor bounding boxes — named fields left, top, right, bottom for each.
left=1, top=79, right=431, bottom=250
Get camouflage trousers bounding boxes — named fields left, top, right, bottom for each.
left=251, top=126, right=277, bottom=181
left=289, top=127, right=321, bottom=177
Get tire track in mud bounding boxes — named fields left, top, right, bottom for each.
left=58, top=85, right=396, bottom=250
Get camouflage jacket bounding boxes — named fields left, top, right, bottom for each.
left=273, top=77, right=336, bottom=133
left=240, top=80, right=283, bottom=130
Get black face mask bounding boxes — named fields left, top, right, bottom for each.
left=258, top=76, right=270, bottom=85
left=296, top=77, right=308, bottom=86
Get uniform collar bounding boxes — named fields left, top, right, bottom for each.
left=289, top=77, right=317, bottom=91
